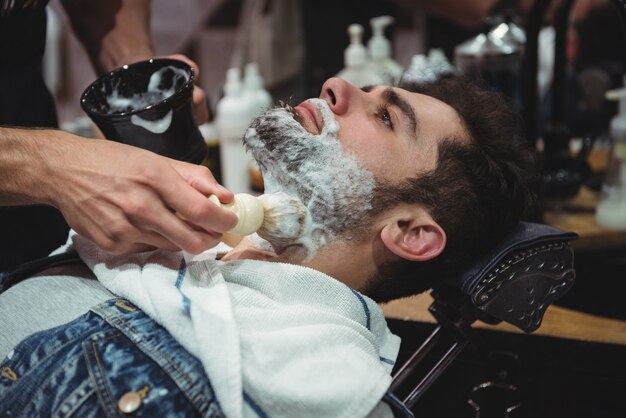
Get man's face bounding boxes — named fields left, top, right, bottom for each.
left=243, top=77, right=466, bottom=254
left=307, top=78, right=467, bottom=183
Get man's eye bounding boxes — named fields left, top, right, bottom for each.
left=376, top=105, right=394, bottom=130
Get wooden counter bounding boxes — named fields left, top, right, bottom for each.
left=544, top=186, right=626, bottom=250
left=382, top=293, right=626, bottom=346
left=542, top=148, right=626, bottom=248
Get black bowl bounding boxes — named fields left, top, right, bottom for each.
left=81, top=58, right=206, bottom=164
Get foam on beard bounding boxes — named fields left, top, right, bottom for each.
left=244, top=98, right=376, bottom=259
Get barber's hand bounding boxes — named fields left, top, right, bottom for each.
left=164, top=54, right=209, bottom=125
left=49, top=132, right=237, bottom=254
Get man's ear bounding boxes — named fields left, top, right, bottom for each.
left=379, top=209, right=446, bottom=262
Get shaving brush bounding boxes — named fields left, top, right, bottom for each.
left=208, top=192, right=310, bottom=248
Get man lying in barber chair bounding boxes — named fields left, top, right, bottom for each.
left=0, top=75, right=569, bottom=418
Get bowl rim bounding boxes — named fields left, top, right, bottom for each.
left=80, top=58, right=196, bottom=118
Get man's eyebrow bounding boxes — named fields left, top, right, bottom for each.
left=382, top=88, right=418, bottom=142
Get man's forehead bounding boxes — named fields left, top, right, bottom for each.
left=396, top=87, right=454, bottom=117
left=370, top=85, right=462, bottom=124
left=396, top=87, right=470, bottom=143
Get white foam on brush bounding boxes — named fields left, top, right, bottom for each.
left=257, top=192, right=306, bottom=238
left=244, top=98, right=375, bottom=259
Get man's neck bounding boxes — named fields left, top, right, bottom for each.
left=221, top=237, right=279, bottom=262
left=221, top=236, right=378, bottom=293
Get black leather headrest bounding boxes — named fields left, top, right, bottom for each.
left=448, top=222, right=578, bottom=333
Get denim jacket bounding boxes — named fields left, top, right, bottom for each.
left=0, top=298, right=224, bottom=417
left=0, top=297, right=413, bottom=418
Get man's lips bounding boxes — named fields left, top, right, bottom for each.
left=294, top=102, right=322, bottom=135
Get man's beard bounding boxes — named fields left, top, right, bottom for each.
left=243, top=99, right=376, bottom=254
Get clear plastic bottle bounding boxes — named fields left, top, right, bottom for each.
left=596, top=76, right=626, bottom=230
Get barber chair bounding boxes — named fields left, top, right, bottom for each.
left=389, top=222, right=577, bottom=416
left=1, top=222, right=577, bottom=418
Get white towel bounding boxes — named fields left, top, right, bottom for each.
left=72, top=233, right=401, bottom=418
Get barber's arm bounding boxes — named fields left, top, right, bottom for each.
left=61, top=0, right=208, bottom=123
left=61, top=0, right=152, bottom=75
left=0, top=127, right=238, bottom=254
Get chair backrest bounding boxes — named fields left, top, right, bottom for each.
left=444, top=222, right=578, bottom=333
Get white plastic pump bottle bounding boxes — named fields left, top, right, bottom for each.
left=337, top=24, right=383, bottom=87
left=242, top=62, right=272, bottom=192
left=216, top=67, right=254, bottom=193
left=367, top=16, right=403, bottom=86
left=243, top=62, right=272, bottom=120
left=596, top=76, right=626, bottom=230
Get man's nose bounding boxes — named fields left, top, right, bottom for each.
left=320, top=77, right=361, bottom=116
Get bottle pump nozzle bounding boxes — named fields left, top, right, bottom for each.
left=244, top=63, right=263, bottom=91
left=224, top=67, right=242, bottom=97
left=366, top=16, right=403, bottom=85
left=345, top=24, right=367, bottom=67
left=338, top=23, right=385, bottom=87
left=368, top=16, right=394, bottom=60
left=243, top=62, right=272, bottom=117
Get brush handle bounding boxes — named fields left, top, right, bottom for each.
left=208, top=193, right=264, bottom=236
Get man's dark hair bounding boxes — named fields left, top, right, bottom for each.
left=364, top=76, right=540, bottom=303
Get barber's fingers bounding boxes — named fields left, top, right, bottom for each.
left=87, top=224, right=217, bottom=256
left=166, top=54, right=200, bottom=80
left=168, top=159, right=236, bottom=202
left=70, top=197, right=173, bottom=254
left=91, top=160, right=235, bottom=253
left=192, top=87, right=209, bottom=124
left=118, top=229, right=223, bottom=255
left=67, top=181, right=226, bottom=255
left=128, top=227, right=223, bottom=255
left=156, top=161, right=238, bottom=234
left=168, top=160, right=232, bottom=198
left=90, top=205, right=223, bottom=255
left=128, top=196, right=226, bottom=254
left=164, top=186, right=239, bottom=236
left=161, top=54, right=209, bottom=124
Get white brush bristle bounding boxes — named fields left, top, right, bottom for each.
left=257, top=192, right=309, bottom=251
